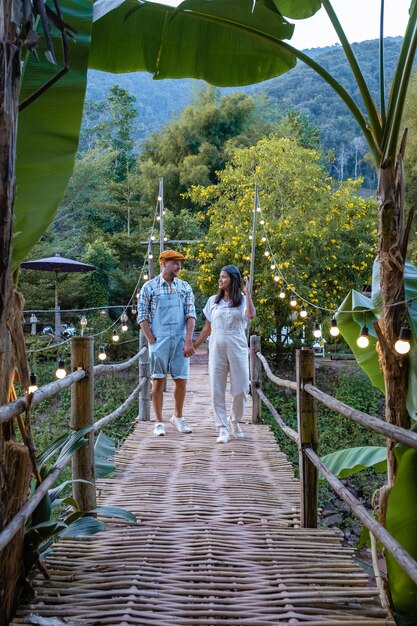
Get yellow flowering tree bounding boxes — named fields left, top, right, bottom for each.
left=188, top=135, right=377, bottom=349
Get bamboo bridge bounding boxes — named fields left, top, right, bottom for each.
left=7, top=345, right=396, bottom=626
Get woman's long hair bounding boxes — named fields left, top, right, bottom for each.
left=215, top=272, right=243, bottom=307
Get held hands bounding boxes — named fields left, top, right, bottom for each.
left=183, top=338, right=195, bottom=358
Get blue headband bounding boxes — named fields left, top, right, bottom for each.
left=221, top=265, right=241, bottom=286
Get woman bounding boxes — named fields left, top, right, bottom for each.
left=193, top=265, right=256, bottom=443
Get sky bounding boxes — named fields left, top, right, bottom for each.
left=155, top=0, right=411, bottom=50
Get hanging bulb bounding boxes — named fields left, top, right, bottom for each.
left=143, top=273, right=149, bottom=280
left=279, top=287, right=286, bottom=299
left=260, top=219, right=265, bottom=225
left=261, top=236, right=266, bottom=242
left=256, top=205, right=261, bottom=213
left=151, top=235, right=155, bottom=240
left=136, top=291, right=140, bottom=300
left=99, top=309, right=107, bottom=317
left=313, top=323, right=322, bottom=338
left=264, top=250, right=270, bottom=257
left=164, top=236, right=168, bottom=242
left=394, top=326, right=411, bottom=355
left=55, top=359, right=66, bottom=379
left=330, top=318, right=340, bottom=337
left=156, top=215, right=161, bottom=221
left=270, top=264, right=276, bottom=270
left=249, top=234, right=253, bottom=240
left=121, top=323, right=128, bottom=332
left=112, top=329, right=120, bottom=342
left=98, top=346, right=107, bottom=361
left=357, top=325, right=369, bottom=348
left=274, top=275, right=280, bottom=282
left=28, top=372, right=38, bottom=394
left=131, top=305, right=137, bottom=315
left=158, top=195, right=162, bottom=202
left=148, top=253, right=153, bottom=260
left=290, top=294, right=297, bottom=307
left=121, top=312, right=128, bottom=323
left=299, top=305, right=308, bottom=319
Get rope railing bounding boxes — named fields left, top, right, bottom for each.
left=0, top=335, right=151, bottom=554
left=249, top=337, right=417, bottom=592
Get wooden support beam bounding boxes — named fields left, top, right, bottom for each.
left=138, top=331, right=150, bottom=421
left=250, top=335, right=262, bottom=424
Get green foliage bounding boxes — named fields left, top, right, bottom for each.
left=320, top=446, right=386, bottom=479
left=189, top=134, right=377, bottom=348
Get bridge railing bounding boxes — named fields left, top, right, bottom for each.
left=249, top=335, right=417, bottom=589
left=0, top=334, right=151, bottom=554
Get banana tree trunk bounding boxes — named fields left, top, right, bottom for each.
left=0, top=4, right=31, bottom=624
left=376, top=159, right=410, bottom=495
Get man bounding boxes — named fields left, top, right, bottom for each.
left=138, top=249, right=196, bottom=436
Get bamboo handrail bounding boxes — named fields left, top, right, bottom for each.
left=0, top=370, right=86, bottom=424
left=305, top=447, right=417, bottom=586
left=257, top=388, right=299, bottom=444
left=94, top=346, right=146, bottom=376
left=93, top=380, right=145, bottom=431
left=256, top=352, right=297, bottom=390
left=0, top=348, right=147, bottom=425
left=304, top=382, right=417, bottom=450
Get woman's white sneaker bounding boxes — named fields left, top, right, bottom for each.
left=228, top=419, right=245, bottom=439
left=170, top=416, right=192, bottom=433
left=216, top=427, right=230, bottom=444
left=153, top=423, right=166, bottom=436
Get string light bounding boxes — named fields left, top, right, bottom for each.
left=264, top=250, right=270, bottom=257
left=143, top=273, right=149, bottom=280
left=164, top=236, right=168, bottom=241
left=330, top=318, right=340, bottom=337
left=394, top=327, right=411, bottom=355
left=148, top=253, right=153, bottom=260
left=270, top=264, right=276, bottom=270
left=156, top=215, right=161, bottom=221
left=279, top=287, right=286, bottom=299
left=131, top=305, right=137, bottom=315
left=313, top=323, right=322, bottom=338
left=55, top=359, right=66, bottom=379
left=80, top=315, right=88, bottom=336
left=28, top=372, right=38, bottom=394
left=290, top=294, right=297, bottom=307
left=300, top=305, right=308, bottom=319
left=249, top=234, right=253, bottom=240
left=121, top=312, right=128, bottom=332
left=260, top=219, right=265, bottom=225
left=112, top=329, right=120, bottom=342
left=98, top=346, right=107, bottom=361
left=274, top=275, right=280, bottom=282
left=151, top=235, right=155, bottom=240
left=357, top=325, right=369, bottom=348
left=261, top=236, right=267, bottom=242
left=100, top=309, right=107, bottom=317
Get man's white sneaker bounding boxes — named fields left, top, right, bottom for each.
left=170, top=416, right=192, bottom=433
left=228, top=419, right=245, bottom=439
left=153, top=423, right=166, bottom=436
left=216, top=427, right=230, bottom=444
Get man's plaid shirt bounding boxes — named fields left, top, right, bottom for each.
left=137, top=274, right=196, bottom=325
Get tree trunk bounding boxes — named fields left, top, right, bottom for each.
left=0, top=4, right=32, bottom=624
left=377, top=162, right=410, bottom=495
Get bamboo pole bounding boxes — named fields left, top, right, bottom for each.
left=296, top=348, right=318, bottom=528
left=257, top=388, right=299, bottom=443
left=249, top=336, right=262, bottom=424
left=71, top=337, right=96, bottom=511
left=138, top=331, right=150, bottom=421
left=256, top=352, right=297, bottom=390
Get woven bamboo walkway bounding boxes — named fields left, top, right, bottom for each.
left=12, top=357, right=394, bottom=625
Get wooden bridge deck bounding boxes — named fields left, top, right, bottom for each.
left=12, top=360, right=393, bottom=625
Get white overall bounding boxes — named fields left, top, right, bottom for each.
left=208, top=302, right=249, bottom=429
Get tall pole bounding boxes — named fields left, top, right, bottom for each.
left=159, top=177, right=164, bottom=254
left=54, top=271, right=61, bottom=344
left=148, top=241, right=154, bottom=279
left=250, top=184, right=258, bottom=287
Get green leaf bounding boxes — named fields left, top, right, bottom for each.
left=385, top=446, right=417, bottom=615
left=336, top=258, right=417, bottom=420
left=48, top=479, right=93, bottom=506
left=94, top=431, right=117, bottom=478
left=320, top=446, right=387, bottom=480
left=90, top=0, right=296, bottom=86
left=37, top=426, right=91, bottom=470
left=60, top=516, right=107, bottom=537
left=271, top=0, right=322, bottom=19
left=13, top=0, right=94, bottom=268
left=91, top=506, right=136, bottom=523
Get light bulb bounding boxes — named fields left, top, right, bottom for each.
left=279, top=287, right=286, bottom=299
left=357, top=325, right=369, bottom=348
left=256, top=206, right=261, bottom=212
left=158, top=195, right=162, bottom=201
left=136, top=291, right=140, bottom=300
left=80, top=315, right=87, bottom=328
left=112, top=329, right=120, bottom=342
left=151, top=235, right=155, bottom=240
left=290, top=295, right=297, bottom=307
left=55, top=359, right=66, bottom=379
left=330, top=318, right=340, bottom=337
left=261, top=236, right=267, bottom=242
left=274, top=275, right=280, bottom=282
left=164, top=236, right=168, bottom=241
left=148, top=254, right=153, bottom=260
left=121, top=323, right=128, bottom=332
left=264, top=250, right=270, bottom=257
left=300, top=305, right=308, bottom=319
left=143, top=273, right=149, bottom=280
left=98, top=346, right=107, bottom=361
left=313, top=323, right=322, bottom=339
left=131, top=306, right=137, bottom=315
left=260, top=219, right=265, bottom=225
left=156, top=216, right=160, bottom=221
left=394, top=327, right=411, bottom=355
left=270, top=264, right=276, bottom=270
left=121, top=312, right=128, bottom=323
left=249, top=235, right=253, bottom=240
left=100, top=309, right=107, bottom=317
left=28, top=372, right=38, bottom=394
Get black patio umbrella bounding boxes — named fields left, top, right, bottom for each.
left=21, top=253, right=96, bottom=343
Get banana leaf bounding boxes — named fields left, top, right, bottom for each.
left=90, top=0, right=296, bottom=85
left=336, top=258, right=417, bottom=420
left=385, top=445, right=417, bottom=615
left=320, top=446, right=387, bottom=480
left=272, top=0, right=322, bottom=19
left=94, top=431, right=117, bottom=478
left=13, top=0, right=94, bottom=268
left=60, top=516, right=107, bottom=537
left=91, top=506, right=136, bottom=523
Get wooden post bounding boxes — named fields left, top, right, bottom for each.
left=71, top=336, right=96, bottom=511
left=249, top=335, right=262, bottom=424
left=139, top=330, right=151, bottom=421
left=296, top=348, right=318, bottom=528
